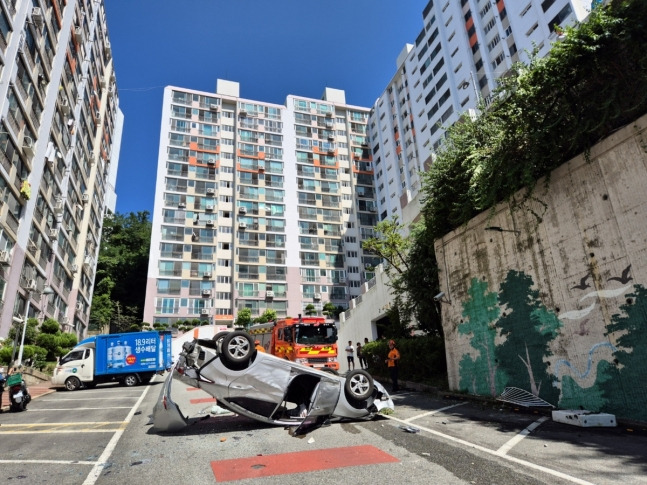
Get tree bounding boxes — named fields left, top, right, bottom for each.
left=254, top=308, right=277, bottom=324
left=235, top=308, right=252, bottom=329
left=304, top=304, right=317, bottom=316
left=322, top=302, right=337, bottom=319
left=91, top=211, right=151, bottom=332
left=362, top=217, right=442, bottom=337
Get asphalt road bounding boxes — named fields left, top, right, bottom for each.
left=1, top=376, right=646, bottom=484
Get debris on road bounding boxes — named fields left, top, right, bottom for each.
left=399, top=425, right=420, bottom=433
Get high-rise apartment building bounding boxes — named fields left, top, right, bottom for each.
left=144, top=81, right=378, bottom=326
left=370, top=0, right=593, bottom=222
left=0, top=0, right=122, bottom=340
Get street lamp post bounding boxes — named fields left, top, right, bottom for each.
left=14, top=286, right=54, bottom=368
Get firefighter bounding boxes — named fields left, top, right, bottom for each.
left=255, top=340, right=266, bottom=352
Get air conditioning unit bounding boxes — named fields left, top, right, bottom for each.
left=206, top=188, right=215, bottom=195
left=60, top=316, right=69, bottom=325
left=70, top=264, right=79, bottom=273
left=238, top=206, right=247, bottom=214
left=54, top=200, right=64, bottom=214
left=266, top=291, right=274, bottom=299
left=82, top=192, right=90, bottom=203
left=365, top=263, right=373, bottom=269
left=48, top=228, right=58, bottom=238
left=258, top=165, right=265, bottom=172
left=27, top=279, right=37, bottom=291
left=202, top=289, right=212, bottom=296
left=314, top=293, right=322, bottom=301
left=209, top=104, right=219, bottom=111
left=238, top=222, right=247, bottom=229
left=206, top=220, right=214, bottom=227
left=206, top=158, right=215, bottom=165
left=239, top=110, right=247, bottom=117
left=31, top=7, right=44, bottom=29
left=23, top=136, right=34, bottom=156
left=0, top=250, right=10, bottom=265
left=200, top=308, right=210, bottom=316
left=76, top=302, right=84, bottom=312
left=205, top=204, right=214, bottom=211
left=104, top=41, right=111, bottom=58
left=325, top=112, right=333, bottom=118
left=178, top=202, right=186, bottom=209
left=74, top=26, right=83, bottom=43
left=338, top=276, right=346, bottom=283
left=94, top=110, right=101, bottom=120
left=327, top=133, right=335, bottom=140
left=203, top=272, right=212, bottom=278
left=327, top=146, right=335, bottom=154
left=61, top=98, right=70, bottom=115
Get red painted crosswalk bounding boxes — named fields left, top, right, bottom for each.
left=210, top=445, right=399, bottom=482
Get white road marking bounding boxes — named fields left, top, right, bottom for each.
left=40, top=397, right=140, bottom=401
left=0, top=429, right=120, bottom=434
left=404, top=402, right=467, bottom=422
left=496, top=416, right=549, bottom=455
left=0, top=459, right=97, bottom=465
left=24, top=407, right=133, bottom=411
left=385, top=414, right=594, bottom=485
left=81, top=383, right=152, bottom=485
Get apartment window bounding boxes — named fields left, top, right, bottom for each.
left=526, top=23, right=538, bottom=36
left=541, top=0, right=556, bottom=12
left=548, top=4, right=573, bottom=33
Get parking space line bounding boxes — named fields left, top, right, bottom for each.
left=23, top=406, right=131, bottom=413
left=404, top=402, right=467, bottom=422
left=81, top=385, right=152, bottom=485
left=0, top=421, right=125, bottom=427
left=384, top=414, right=594, bottom=485
left=0, top=459, right=97, bottom=465
left=40, top=397, right=139, bottom=401
left=496, top=416, right=549, bottom=456
left=0, top=429, right=121, bottom=434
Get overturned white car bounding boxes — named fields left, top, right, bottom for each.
left=153, top=331, right=394, bottom=436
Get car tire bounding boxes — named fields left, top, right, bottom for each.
left=344, top=369, right=374, bottom=402
left=220, top=331, right=255, bottom=369
left=65, top=376, right=82, bottom=391
left=212, top=331, right=230, bottom=353
left=123, top=374, right=138, bottom=387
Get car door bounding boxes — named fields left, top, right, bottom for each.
left=292, top=378, right=341, bottom=436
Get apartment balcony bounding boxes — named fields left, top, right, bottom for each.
left=266, top=258, right=285, bottom=265
left=300, top=243, right=318, bottom=250
left=159, top=270, right=182, bottom=277
left=160, top=251, right=183, bottom=258
left=238, top=255, right=260, bottom=263
left=266, top=225, right=284, bottom=233
left=238, top=239, right=259, bottom=247
left=238, top=273, right=260, bottom=280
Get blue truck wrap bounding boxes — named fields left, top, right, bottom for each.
left=52, top=331, right=173, bottom=390
left=88, top=331, right=173, bottom=375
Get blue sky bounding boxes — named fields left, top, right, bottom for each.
left=104, top=0, right=427, bottom=216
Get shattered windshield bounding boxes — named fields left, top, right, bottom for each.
left=295, top=324, right=337, bottom=345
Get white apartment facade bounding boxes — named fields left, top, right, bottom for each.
left=144, top=81, right=378, bottom=326
left=0, top=0, right=122, bottom=340
left=342, top=0, right=595, bottom=340
left=370, top=0, right=593, bottom=222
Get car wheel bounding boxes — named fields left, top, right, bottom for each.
left=123, top=374, right=139, bottom=387
left=220, top=331, right=254, bottom=369
left=212, top=331, right=230, bottom=353
left=344, top=369, right=374, bottom=402
left=65, top=376, right=82, bottom=391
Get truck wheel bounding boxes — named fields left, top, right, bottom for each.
left=220, top=331, right=254, bottom=369
left=212, top=331, right=229, bottom=353
left=344, top=369, right=374, bottom=403
left=123, top=374, right=138, bottom=387
left=65, top=376, right=82, bottom=391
